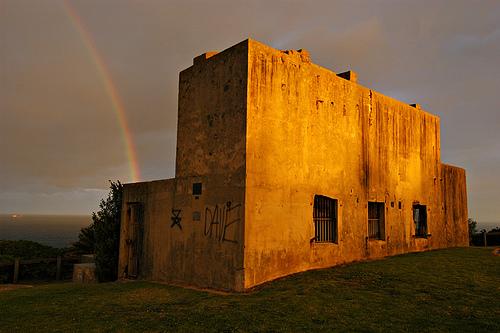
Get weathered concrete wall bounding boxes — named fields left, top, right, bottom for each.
left=119, top=179, right=175, bottom=282
left=118, top=38, right=468, bottom=292
left=244, top=39, right=465, bottom=288
left=119, top=41, right=249, bottom=291
left=440, top=164, right=468, bottom=247
left=175, top=40, right=248, bottom=181
left=119, top=176, right=245, bottom=291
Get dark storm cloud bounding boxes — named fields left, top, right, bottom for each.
left=0, top=0, right=499, bottom=220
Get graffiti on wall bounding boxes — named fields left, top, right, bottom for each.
left=204, top=201, right=241, bottom=243
left=171, top=209, right=182, bottom=230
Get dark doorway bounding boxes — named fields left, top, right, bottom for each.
left=125, top=202, right=143, bottom=278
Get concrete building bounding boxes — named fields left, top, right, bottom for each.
left=118, top=39, right=468, bottom=292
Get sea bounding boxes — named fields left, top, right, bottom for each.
left=0, top=214, right=92, bottom=248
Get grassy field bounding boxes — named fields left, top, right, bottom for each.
left=0, top=247, right=498, bottom=332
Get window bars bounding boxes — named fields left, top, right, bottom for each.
left=313, top=195, right=338, bottom=243
left=368, top=202, right=385, bottom=240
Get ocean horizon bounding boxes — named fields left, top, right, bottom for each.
left=0, top=214, right=92, bottom=248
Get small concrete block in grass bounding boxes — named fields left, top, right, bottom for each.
left=73, top=263, right=97, bottom=283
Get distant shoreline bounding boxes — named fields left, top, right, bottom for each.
left=0, top=214, right=92, bottom=248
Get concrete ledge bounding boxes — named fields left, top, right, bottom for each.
left=80, top=254, right=95, bottom=263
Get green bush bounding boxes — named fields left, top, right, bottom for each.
left=0, top=240, right=62, bottom=259
left=71, top=224, right=95, bottom=254
left=0, top=254, right=15, bottom=264
left=73, top=181, right=123, bottom=282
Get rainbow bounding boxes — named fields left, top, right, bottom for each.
left=62, top=0, right=141, bottom=182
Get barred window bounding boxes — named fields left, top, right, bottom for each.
left=313, top=195, right=338, bottom=243
left=413, top=204, right=427, bottom=237
left=368, top=202, right=385, bottom=240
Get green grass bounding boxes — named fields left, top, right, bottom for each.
left=0, top=248, right=499, bottom=332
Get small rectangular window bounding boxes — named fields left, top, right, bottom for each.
left=192, top=183, right=202, bottom=195
left=313, top=195, right=338, bottom=243
left=413, top=204, right=427, bottom=237
left=368, top=202, right=385, bottom=240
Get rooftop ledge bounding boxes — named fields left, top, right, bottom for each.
left=193, top=51, right=219, bottom=65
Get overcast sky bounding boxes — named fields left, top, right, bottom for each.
left=0, top=0, right=499, bottom=223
